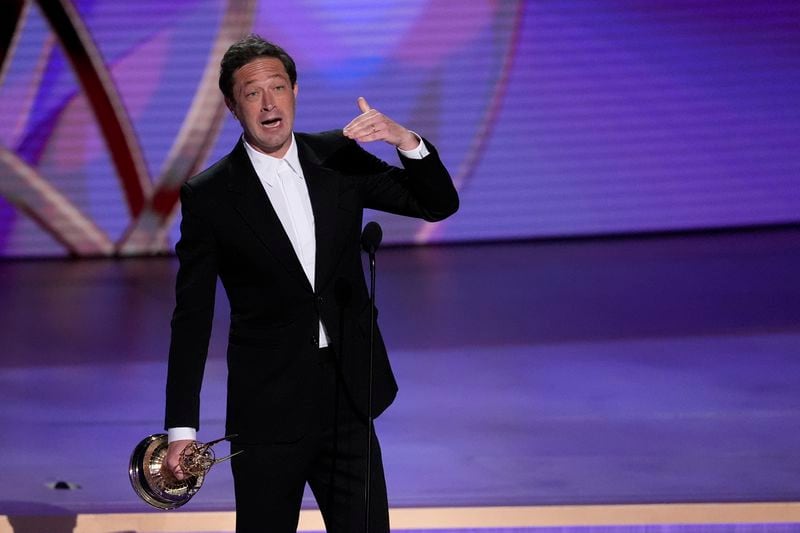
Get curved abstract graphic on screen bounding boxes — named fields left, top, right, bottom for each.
left=3, top=1, right=796, bottom=258
left=0, top=0, right=257, bottom=256
left=0, top=0, right=522, bottom=256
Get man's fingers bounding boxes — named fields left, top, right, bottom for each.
left=343, top=97, right=373, bottom=134
left=345, top=97, right=406, bottom=145
left=161, top=459, right=185, bottom=481
left=163, top=439, right=193, bottom=481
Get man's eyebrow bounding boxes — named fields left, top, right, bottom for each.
left=242, top=74, right=287, bottom=87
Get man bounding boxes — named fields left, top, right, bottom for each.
left=163, top=34, right=458, bottom=533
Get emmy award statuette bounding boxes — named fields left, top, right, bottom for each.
left=129, top=434, right=241, bottom=510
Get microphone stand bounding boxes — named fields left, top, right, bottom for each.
left=361, top=222, right=381, bottom=533
left=364, top=247, right=376, bottom=533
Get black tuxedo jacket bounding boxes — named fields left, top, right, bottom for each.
left=164, top=130, right=458, bottom=443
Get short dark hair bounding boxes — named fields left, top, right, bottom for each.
left=219, top=34, right=297, bottom=102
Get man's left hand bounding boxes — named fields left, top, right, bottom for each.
left=343, top=97, right=420, bottom=151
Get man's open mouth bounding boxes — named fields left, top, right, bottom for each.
left=261, top=118, right=281, bottom=128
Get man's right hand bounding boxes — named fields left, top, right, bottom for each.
left=163, top=439, right=194, bottom=480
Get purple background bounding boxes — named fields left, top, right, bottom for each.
left=0, top=1, right=798, bottom=257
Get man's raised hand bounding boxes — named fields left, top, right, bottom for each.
left=343, top=97, right=420, bottom=151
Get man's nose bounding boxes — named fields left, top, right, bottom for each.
left=261, top=94, right=275, bottom=112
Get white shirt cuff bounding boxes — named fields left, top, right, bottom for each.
left=398, top=131, right=429, bottom=159
left=168, top=427, right=197, bottom=443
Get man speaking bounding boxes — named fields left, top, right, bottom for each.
left=162, top=34, right=458, bottom=533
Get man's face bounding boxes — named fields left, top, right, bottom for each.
left=227, top=57, right=298, bottom=158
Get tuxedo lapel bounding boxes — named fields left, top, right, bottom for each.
left=225, top=141, right=311, bottom=289
left=297, top=136, right=339, bottom=293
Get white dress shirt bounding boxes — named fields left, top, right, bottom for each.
left=244, top=134, right=329, bottom=350
left=169, top=132, right=428, bottom=443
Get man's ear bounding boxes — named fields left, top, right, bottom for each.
left=293, top=83, right=298, bottom=98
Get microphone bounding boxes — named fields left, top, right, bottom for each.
left=360, top=221, right=382, bottom=255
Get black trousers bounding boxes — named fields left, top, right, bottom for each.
left=229, top=348, right=390, bottom=533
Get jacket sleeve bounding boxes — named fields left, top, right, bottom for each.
left=329, top=136, right=459, bottom=222
left=164, top=182, right=218, bottom=431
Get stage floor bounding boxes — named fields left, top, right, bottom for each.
left=1, top=227, right=799, bottom=529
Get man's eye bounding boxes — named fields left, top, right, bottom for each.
left=274, top=85, right=285, bottom=91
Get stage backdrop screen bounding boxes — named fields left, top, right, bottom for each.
left=1, top=1, right=798, bottom=257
